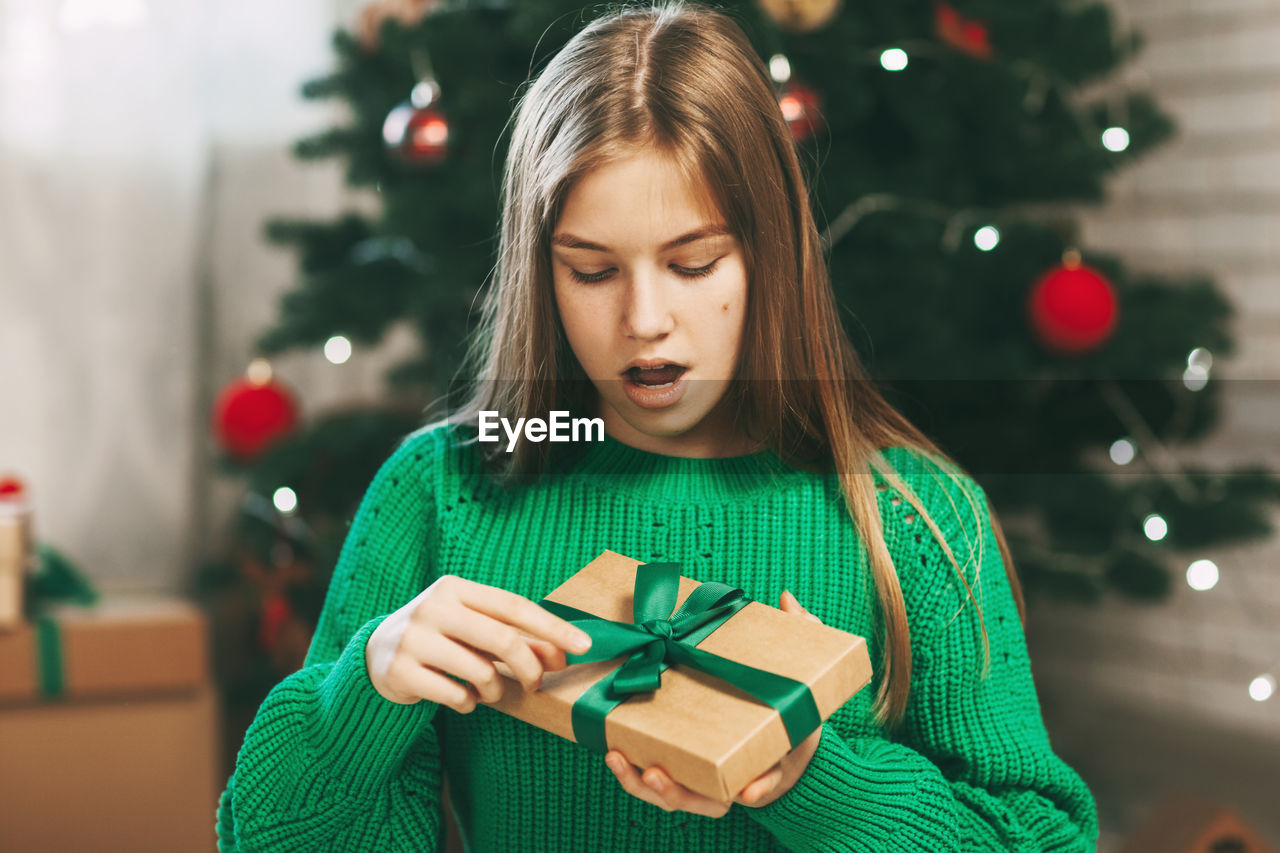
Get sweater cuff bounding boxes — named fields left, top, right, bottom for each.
left=746, top=723, right=957, bottom=851
left=311, top=614, right=439, bottom=792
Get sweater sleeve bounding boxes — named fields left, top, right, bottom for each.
left=215, top=426, right=452, bottom=852
left=746, top=459, right=1099, bottom=852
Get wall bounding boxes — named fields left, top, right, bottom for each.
left=1029, top=0, right=1280, bottom=750
left=0, top=0, right=415, bottom=592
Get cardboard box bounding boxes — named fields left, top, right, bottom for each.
left=0, top=511, right=25, bottom=631
left=0, top=597, right=219, bottom=852
left=488, top=551, right=872, bottom=803
left=0, top=683, right=220, bottom=853
left=0, top=598, right=208, bottom=703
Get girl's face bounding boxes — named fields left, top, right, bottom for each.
left=552, top=148, right=750, bottom=457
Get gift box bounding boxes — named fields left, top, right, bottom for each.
left=0, top=504, right=29, bottom=631
left=0, top=597, right=218, bottom=852
left=0, top=598, right=208, bottom=703
left=488, top=550, right=872, bottom=804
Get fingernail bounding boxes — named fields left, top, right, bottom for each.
left=572, top=632, right=592, bottom=653
left=606, top=754, right=620, bottom=772
left=646, top=773, right=665, bottom=792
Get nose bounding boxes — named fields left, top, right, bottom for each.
left=622, top=270, right=674, bottom=341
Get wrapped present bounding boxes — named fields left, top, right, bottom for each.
left=0, top=494, right=34, bottom=631
left=0, top=598, right=208, bottom=704
left=0, top=596, right=217, bottom=851
left=0, top=510, right=22, bottom=631
left=487, top=550, right=872, bottom=804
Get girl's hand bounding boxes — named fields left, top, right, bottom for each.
left=604, top=589, right=824, bottom=816
left=365, top=574, right=593, bottom=711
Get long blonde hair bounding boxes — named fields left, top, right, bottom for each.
left=444, top=0, right=1026, bottom=733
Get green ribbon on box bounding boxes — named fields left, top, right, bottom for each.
left=27, top=543, right=99, bottom=699
left=537, top=562, right=821, bottom=755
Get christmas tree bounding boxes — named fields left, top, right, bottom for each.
left=205, top=0, right=1280, bottom=681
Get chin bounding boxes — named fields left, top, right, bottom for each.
left=607, top=399, right=709, bottom=438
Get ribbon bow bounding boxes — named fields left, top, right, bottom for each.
left=26, top=544, right=99, bottom=698
left=538, top=562, right=820, bottom=755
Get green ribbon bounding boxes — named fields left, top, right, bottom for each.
left=24, top=543, right=98, bottom=699
left=537, top=562, right=820, bottom=755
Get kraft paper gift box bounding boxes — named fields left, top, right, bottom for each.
left=0, top=598, right=208, bottom=702
left=0, top=598, right=218, bottom=852
left=0, top=507, right=28, bottom=631
left=488, top=550, right=873, bottom=804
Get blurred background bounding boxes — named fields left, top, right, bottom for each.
left=1, top=0, right=1278, bottom=850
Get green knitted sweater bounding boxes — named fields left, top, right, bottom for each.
left=215, top=422, right=1098, bottom=852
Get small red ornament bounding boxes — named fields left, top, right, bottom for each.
left=933, top=1, right=993, bottom=60
left=258, top=592, right=293, bottom=653
left=779, top=80, right=823, bottom=142
left=383, top=100, right=450, bottom=165
left=0, top=474, right=25, bottom=500
left=212, top=363, right=300, bottom=461
left=1027, top=255, right=1119, bottom=354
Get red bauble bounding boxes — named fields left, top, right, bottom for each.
left=383, top=101, right=450, bottom=165
left=933, top=1, right=993, bottom=60
left=1028, top=261, right=1119, bottom=354
left=212, top=375, right=300, bottom=461
left=0, top=474, right=25, bottom=500
left=258, top=592, right=293, bottom=653
left=779, top=80, right=823, bottom=143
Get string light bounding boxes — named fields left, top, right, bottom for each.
left=1249, top=674, right=1275, bottom=702
left=1182, top=364, right=1208, bottom=391
left=880, top=48, right=908, bottom=71
left=324, top=335, right=352, bottom=365
left=1101, top=126, right=1130, bottom=152
left=973, top=226, right=1000, bottom=251
left=1186, top=559, right=1219, bottom=591
left=273, top=487, right=298, bottom=514
left=1183, top=346, right=1212, bottom=391
left=1109, top=438, right=1135, bottom=465
left=383, top=106, right=412, bottom=147
left=1142, top=514, right=1167, bottom=541
left=246, top=358, right=273, bottom=386
left=769, top=54, right=792, bottom=84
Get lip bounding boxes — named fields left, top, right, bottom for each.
left=621, top=366, right=690, bottom=410
left=621, top=357, right=690, bottom=374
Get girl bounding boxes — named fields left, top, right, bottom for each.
left=217, top=2, right=1099, bottom=850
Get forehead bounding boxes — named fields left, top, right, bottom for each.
left=556, top=148, right=723, bottom=231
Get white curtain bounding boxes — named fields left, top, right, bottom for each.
left=0, top=0, right=410, bottom=592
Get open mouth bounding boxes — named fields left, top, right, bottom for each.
left=624, top=364, right=688, bottom=388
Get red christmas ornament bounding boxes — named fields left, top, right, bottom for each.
left=933, top=1, right=993, bottom=60
left=258, top=592, right=293, bottom=653
left=212, top=365, right=300, bottom=461
left=383, top=100, right=450, bottom=165
left=1027, top=257, right=1119, bottom=354
left=779, top=80, right=823, bottom=142
left=0, top=474, right=25, bottom=500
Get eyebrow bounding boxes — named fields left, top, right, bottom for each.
left=551, top=224, right=732, bottom=252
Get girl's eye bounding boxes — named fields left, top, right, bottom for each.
left=568, top=268, right=613, bottom=284
left=567, top=259, right=721, bottom=284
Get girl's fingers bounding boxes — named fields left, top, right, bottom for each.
left=387, top=655, right=477, bottom=712
left=435, top=606, right=547, bottom=690
left=605, top=752, right=672, bottom=812
left=737, top=763, right=784, bottom=804
left=780, top=590, right=822, bottom=624
left=452, top=578, right=593, bottom=655
left=525, top=637, right=569, bottom=672
left=605, top=752, right=731, bottom=818
left=407, top=632, right=508, bottom=702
